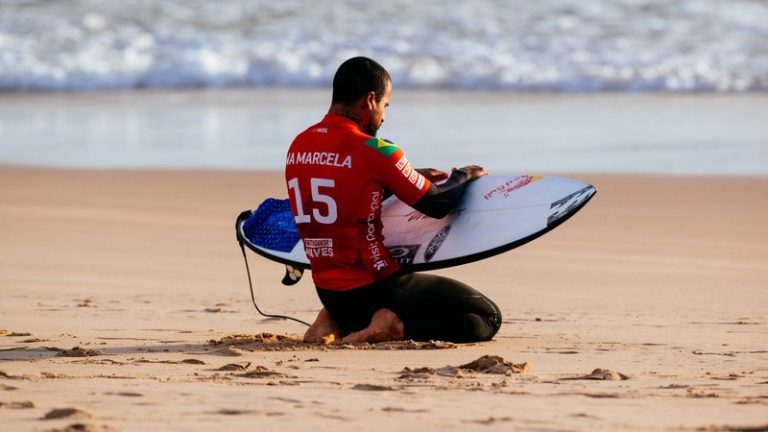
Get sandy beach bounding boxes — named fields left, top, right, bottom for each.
left=0, top=167, right=766, bottom=431
left=3, top=0, right=768, bottom=428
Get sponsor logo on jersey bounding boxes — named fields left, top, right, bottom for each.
left=286, top=151, right=352, bottom=168
left=395, top=155, right=408, bottom=170
left=402, top=163, right=413, bottom=178
left=394, top=155, right=427, bottom=190
left=408, top=169, right=419, bottom=184
left=304, top=238, right=334, bottom=258
left=365, top=190, right=389, bottom=271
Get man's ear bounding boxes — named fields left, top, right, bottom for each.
left=363, top=90, right=377, bottom=111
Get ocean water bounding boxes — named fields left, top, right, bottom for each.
left=1, top=1, right=767, bottom=174
left=1, top=0, right=767, bottom=92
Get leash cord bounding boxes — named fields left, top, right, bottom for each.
left=238, top=240, right=311, bottom=327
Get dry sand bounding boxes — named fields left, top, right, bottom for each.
left=0, top=168, right=766, bottom=431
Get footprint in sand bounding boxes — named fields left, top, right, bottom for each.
left=237, top=367, right=286, bottom=379
left=352, top=384, right=395, bottom=391
left=104, top=391, right=143, bottom=397
left=214, top=408, right=259, bottom=415
left=0, top=370, right=25, bottom=380
left=3, top=331, right=33, bottom=337
left=20, top=338, right=49, bottom=343
left=208, top=346, right=246, bottom=357
left=77, top=298, right=94, bottom=307
left=381, top=406, right=429, bottom=413
left=0, top=401, right=34, bottom=409
left=46, top=423, right=118, bottom=432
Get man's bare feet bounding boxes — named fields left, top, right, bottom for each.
left=339, top=308, right=405, bottom=344
left=303, top=308, right=342, bottom=344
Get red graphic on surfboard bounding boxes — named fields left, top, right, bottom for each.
left=483, top=175, right=542, bottom=200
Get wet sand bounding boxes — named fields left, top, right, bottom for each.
left=1, top=168, right=767, bottom=431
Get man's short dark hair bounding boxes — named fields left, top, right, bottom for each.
left=331, top=57, right=391, bottom=105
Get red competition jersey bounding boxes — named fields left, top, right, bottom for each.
left=285, top=114, right=431, bottom=290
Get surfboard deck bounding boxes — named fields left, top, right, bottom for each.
left=236, top=175, right=596, bottom=275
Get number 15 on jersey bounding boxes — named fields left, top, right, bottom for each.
left=287, top=177, right=338, bottom=225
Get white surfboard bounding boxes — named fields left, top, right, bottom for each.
left=236, top=175, right=596, bottom=277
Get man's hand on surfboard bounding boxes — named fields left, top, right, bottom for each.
left=455, top=165, right=488, bottom=180
left=416, top=166, right=488, bottom=183
left=416, top=168, right=450, bottom=182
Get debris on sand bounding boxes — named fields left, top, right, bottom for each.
left=237, top=366, right=285, bottom=379
left=216, top=362, right=253, bottom=371
left=459, top=355, right=530, bottom=375
left=208, top=333, right=457, bottom=351
left=55, top=347, right=106, bottom=358
left=210, top=333, right=293, bottom=345
left=561, top=368, right=629, bottom=381
left=400, top=366, right=463, bottom=379
left=399, top=355, right=529, bottom=380
left=374, top=340, right=456, bottom=350
left=6, top=332, right=33, bottom=337
left=208, top=333, right=304, bottom=352
left=41, top=407, right=94, bottom=420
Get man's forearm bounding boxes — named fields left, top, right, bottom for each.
left=412, top=170, right=472, bottom=219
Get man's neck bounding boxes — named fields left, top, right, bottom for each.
left=328, top=103, right=362, bottom=128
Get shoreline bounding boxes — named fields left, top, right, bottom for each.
left=2, top=90, right=766, bottom=175
left=2, top=87, right=768, bottom=104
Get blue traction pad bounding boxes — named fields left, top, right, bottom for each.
left=242, top=198, right=300, bottom=253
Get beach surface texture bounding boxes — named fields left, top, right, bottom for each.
left=1, top=167, right=766, bottom=431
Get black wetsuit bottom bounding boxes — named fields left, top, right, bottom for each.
left=316, top=273, right=502, bottom=343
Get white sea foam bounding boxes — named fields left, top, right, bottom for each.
left=1, top=0, right=767, bottom=92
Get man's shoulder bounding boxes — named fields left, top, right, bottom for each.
left=362, top=137, right=400, bottom=158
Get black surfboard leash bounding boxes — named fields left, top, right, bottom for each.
left=236, top=211, right=310, bottom=327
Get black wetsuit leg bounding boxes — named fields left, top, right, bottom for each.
left=316, top=273, right=502, bottom=343
left=315, top=281, right=394, bottom=334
